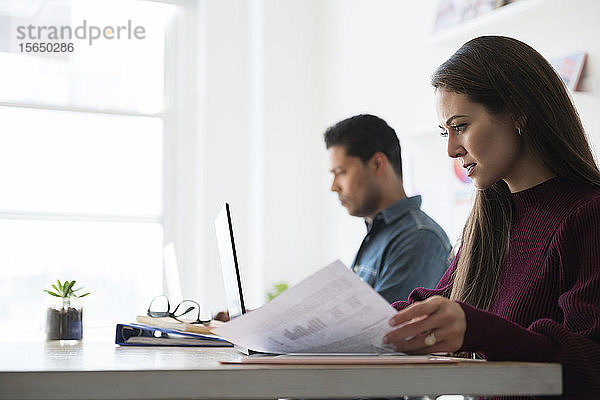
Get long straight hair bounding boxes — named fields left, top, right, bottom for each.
left=432, top=36, right=600, bottom=310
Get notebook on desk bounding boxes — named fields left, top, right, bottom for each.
left=215, top=203, right=264, bottom=355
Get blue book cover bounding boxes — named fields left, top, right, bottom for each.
left=116, top=323, right=233, bottom=347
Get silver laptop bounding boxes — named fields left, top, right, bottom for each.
left=215, top=203, right=260, bottom=354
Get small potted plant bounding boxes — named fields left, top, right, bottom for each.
left=44, top=280, right=90, bottom=340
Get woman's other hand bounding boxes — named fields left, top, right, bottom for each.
left=213, top=311, right=230, bottom=322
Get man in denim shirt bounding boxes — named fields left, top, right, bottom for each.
left=325, top=114, right=452, bottom=303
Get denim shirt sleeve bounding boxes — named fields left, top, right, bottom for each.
left=374, top=228, right=451, bottom=303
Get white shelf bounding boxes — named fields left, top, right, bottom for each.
left=428, top=0, right=550, bottom=46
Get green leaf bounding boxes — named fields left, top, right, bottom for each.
left=47, top=279, right=90, bottom=298
left=66, top=281, right=76, bottom=296
left=274, top=283, right=288, bottom=292
left=266, top=282, right=289, bottom=301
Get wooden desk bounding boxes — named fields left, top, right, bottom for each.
left=0, top=338, right=562, bottom=399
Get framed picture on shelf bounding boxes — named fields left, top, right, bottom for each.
left=432, top=0, right=506, bottom=32
left=550, top=52, right=588, bottom=91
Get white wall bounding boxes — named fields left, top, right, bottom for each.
left=189, top=0, right=600, bottom=314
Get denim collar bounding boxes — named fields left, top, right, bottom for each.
left=366, top=195, right=422, bottom=228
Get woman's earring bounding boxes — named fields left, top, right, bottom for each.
left=517, top=127, right=522, bottom=136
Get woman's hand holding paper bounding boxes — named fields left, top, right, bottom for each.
left=383, top=296, right=466, bottom=354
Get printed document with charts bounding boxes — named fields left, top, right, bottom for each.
left=212, top=260, right=399, bottom=354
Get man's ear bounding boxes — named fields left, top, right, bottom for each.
left=369, top=152, right=388, bottom=176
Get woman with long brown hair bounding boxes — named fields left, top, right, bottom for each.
left=384, top=36, right=600, bottom=397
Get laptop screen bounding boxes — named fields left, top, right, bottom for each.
left=215, top=203, right=247, bottom=320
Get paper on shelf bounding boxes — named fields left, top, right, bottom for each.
left=212, top=260, right=398, bottom=354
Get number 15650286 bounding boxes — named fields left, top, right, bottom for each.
left=19, top=42, right=74, bottom=53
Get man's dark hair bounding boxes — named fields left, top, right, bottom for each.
left=324, top=114, right=402, bottom=177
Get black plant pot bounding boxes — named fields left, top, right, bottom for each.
left=46, top=304, right=83, bottom=340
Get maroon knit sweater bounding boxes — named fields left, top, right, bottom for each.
left=392, top=177, right=600, bottom=398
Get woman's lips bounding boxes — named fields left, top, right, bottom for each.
left=464, top=163, right=476, bottom=177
